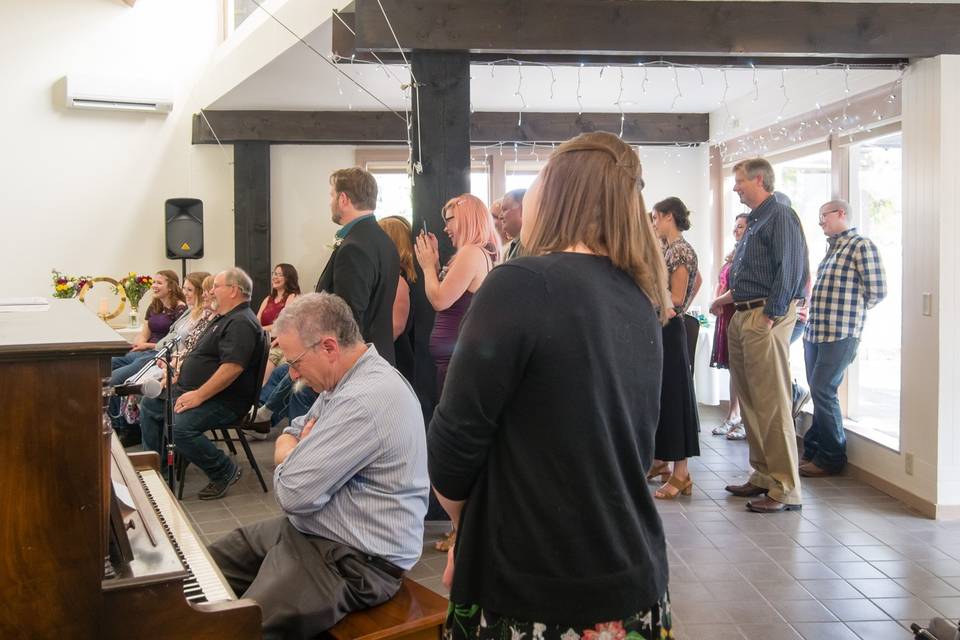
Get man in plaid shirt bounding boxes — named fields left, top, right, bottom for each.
left=800, top=199, right=887, bottom=477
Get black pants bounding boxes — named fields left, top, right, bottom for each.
left=208, top=517, right=403, bottom=639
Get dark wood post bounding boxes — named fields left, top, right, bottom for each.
left=233, top=142, right=271, bottom=304
left=409, top=51, right=471, bottom=433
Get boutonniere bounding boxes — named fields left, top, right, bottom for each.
left=326, top=237, right=344, bottom=251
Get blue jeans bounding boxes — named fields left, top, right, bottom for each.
left=140, top=390, right=242, bottom=483
left=802, top=337, right=860, bottom=472
left=108, top=350, right=157, bottom=428
left=260, top=364, right=318, bottom=423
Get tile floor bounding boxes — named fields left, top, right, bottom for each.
left=174, top=406, right=960, bottom=640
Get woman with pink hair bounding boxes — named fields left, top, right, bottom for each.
left=416, top=194, right=501, bottom=396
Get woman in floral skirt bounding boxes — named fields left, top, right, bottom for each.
left=428, top=132, right=674, bottom=640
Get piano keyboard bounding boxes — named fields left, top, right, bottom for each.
left=139, top=469, right=236, bottom=605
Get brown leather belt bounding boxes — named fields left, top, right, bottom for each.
left=733, top=298, right=766, bottom=312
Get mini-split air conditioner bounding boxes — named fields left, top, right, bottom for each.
left=63, top=74, right=173, bottom=113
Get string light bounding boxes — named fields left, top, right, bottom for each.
left=615, top=67, right=626, bottom=138
left=576, top=63, right=584, bottom=115
left=515, top=63, right=526, bottom=127
left=777, top=69, right=789, bottom=120
left=670, top=66, right=683, bottom=110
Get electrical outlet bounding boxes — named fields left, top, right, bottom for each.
left=905, top=453, right=914, bottom=476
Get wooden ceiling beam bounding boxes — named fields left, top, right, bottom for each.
left=192, top=110, right=709, bottom=145
left=348, top=0, right=960, bottom=59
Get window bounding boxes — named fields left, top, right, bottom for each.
left=771, top=151, right=833, bottom=389
left=365, top=160, right=492, bottom=224
left=505, top=160, right=542, bottom=193
left=845, top=132, right=902, bottom=446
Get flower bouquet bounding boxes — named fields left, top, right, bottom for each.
left=51, top=269, right=92, bottom=299
left=116, top=272, right=153, bottom=326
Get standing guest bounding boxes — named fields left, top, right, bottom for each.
left=140, top=268, right=263, bottom=500
left=499, top=188, right=526, bottom=260
left=415, top=193, right=500, bottom=395
left=109, top=270, right=187, bottom=440
left=774, top=191, right=814, bottom=418
left=490, top=199, right=510, bottom=249
left=208, top=293, right=428, bottom=639
left=709, top=214, right=749, bottom=439
left=429, top=132, right=673, bottom=640
left=415, top=193, right=500, bottom=553
left=379, top=216, right=417, bottom=385
left=723, top=158, right=808, bottom=513
left=254, top=168, right=401, bottom=426
left=256, top=263, right=301, bottom=382
left=648, top=197, right=702, bottom=500
left=800, top=200, right=886, bottom=477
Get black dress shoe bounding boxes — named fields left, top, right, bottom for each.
left=724, top=482, right=768, bottom=497
left=746, top=496, right=802, bottom=513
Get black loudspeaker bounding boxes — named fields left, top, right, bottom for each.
left=165, top=198, right=204, bottom=259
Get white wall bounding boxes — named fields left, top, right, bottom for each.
left=270, top=145, right=355, bottom=290
left=639, top=145, right=714, bottom=310
left=1, top=0, right=234, bottom=299
left=840, top=56, right=960, bottom=511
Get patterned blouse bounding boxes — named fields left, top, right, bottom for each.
left=663, top=237, right=699, bottom=312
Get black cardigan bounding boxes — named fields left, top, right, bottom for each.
left=428, top=253, right=668, bottom=625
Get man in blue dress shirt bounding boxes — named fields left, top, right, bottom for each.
left=723, top=158, right=809, bottom=513
left=208, top=293, right=429, bottom=639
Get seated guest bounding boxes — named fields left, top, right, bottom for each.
left=256, top=263, right=301, bottom=383
left=378, top=216, right=417, bottom=385
left=133, top=274, right=216, bottom=395
left=208, top=292, right=428, bottom=639
left=140, top=268, right=262, bottom=500
left=428, top=132, right=673, bottom=639
left=115, top=272, right=210, bottom=431
left=109, top=270, right=187, bottom=439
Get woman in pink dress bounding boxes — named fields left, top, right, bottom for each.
left=709, top=214, right=748, bottom=439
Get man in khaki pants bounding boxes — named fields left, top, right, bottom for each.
left=725, top=158, right=808, bottom=513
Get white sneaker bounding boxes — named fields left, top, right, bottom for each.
left=711, top=418, right=741, bottom=436
left=726, top=425, right=747, bottom=440
left=254, top=405, right=273, bottom=422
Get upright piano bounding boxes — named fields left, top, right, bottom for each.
left=0, top=300, right=261, bottom=638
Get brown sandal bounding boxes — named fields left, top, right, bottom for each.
left=646, top=461, right=671, bottom=483
left=435, top=529, right=457, bottom=552
left=654, top=475, right=693, bottom=500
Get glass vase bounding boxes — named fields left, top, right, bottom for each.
left=128, top=305, right=138, bottom=328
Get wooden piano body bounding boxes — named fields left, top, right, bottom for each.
left=0, top=300, right=261, bottom=638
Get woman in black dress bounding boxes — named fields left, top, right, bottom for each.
left=648, top=197, right=703, bottom=500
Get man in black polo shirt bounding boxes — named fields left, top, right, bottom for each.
left=140, top=267, right=262, bottom=500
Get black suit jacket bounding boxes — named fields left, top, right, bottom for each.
left=315, top=216, right=400, bottom=365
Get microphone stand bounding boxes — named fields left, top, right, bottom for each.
left=161, top=336, right=180, bottom=491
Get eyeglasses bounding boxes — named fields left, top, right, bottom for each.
left=212, top=282, right=237, bottom=290
left=287, top=341, right=321, bottom=372
left=442, top=214, right=455, bottom=224
left=819, top=209, right=841, bottom=222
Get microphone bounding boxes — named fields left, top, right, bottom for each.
left=112, top=377, right=163, bottom=399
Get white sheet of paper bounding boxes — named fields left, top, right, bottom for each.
left=112, top=479, right=137, bottom=511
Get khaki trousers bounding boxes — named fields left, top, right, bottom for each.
left=727, top=303, right=802, bottom=505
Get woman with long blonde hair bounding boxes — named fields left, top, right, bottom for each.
left=427, top=132, right=673, bottom=640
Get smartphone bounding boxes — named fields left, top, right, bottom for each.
left=421, top=220, right=428, bottom=234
